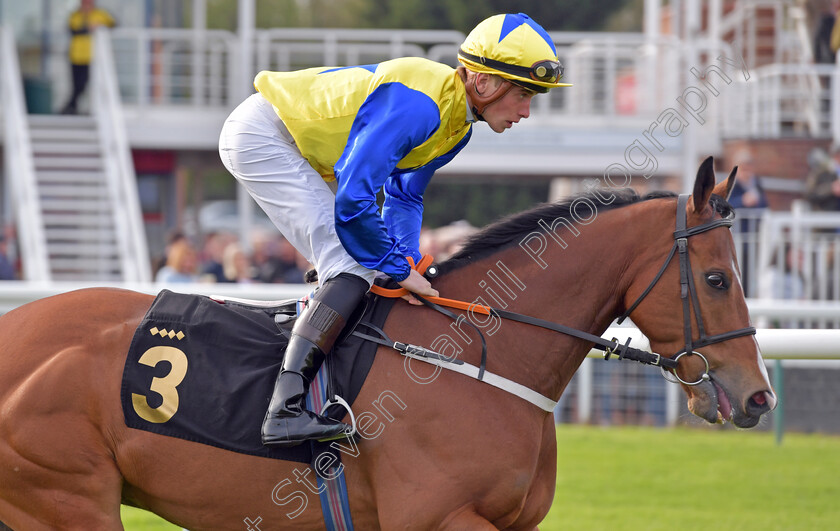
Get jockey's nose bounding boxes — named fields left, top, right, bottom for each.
left=520, top=99, right=531, bottom=119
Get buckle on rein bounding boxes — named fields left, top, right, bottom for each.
left=603, top=336, right=676, bottom=370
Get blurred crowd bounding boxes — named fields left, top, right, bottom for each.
left=153, top=229, right=311, bottom=284
left=152, top=220, right=479, bottom=285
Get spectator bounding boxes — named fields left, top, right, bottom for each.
left=728, top=148, right=768, bottom=210
left=804, top=146, right=840, bottom=212
left=760, top=243, right=807, bottom=327
left=151, top=229, right=186, bottom=279
left=60, top=0, right=116, bottom=114
left=155, top=239, right=199, bottom=283
left=276, top=236, right=308, bottom=283
left=222, top=242, right=255, bottom=283
left=831, top=1, right=840, bottom=58
left=249, top=230, right=285, bottom=283
left=199, top=231, right=234, bottom=283
left=816, top=2, right=837, bottom=63
left=418, top=221, right=478, bottom=261
left=727, top=148, right=768, bottom=297
left=0, top=235, right=16, bottom=280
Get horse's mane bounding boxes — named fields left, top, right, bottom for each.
left=436, top=188, right=734, bottom=275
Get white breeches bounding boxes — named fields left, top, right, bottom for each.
left=218, top=93, right=375, bottom=286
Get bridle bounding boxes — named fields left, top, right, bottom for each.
left=615, top=194, right=757, bottom=385
left=359, top=194, right=757, bottom=391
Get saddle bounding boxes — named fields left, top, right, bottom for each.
left=120, top=289, right=395, bottom=464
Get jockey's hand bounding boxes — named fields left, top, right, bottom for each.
left=398, top=269, right=439, bottom=306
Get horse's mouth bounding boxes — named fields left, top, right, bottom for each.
left=712, top=379, right=733, bottom=424
left=694, top=377, right=771, bottom=428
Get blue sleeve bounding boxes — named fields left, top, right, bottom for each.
left=334, top=83, right=441, bottom=281
left=382, top=129, right=472, bottom=262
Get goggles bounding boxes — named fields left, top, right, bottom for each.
left=458, top=49, right=564, bottom=85
left=529, top=60, right=564, bottom=83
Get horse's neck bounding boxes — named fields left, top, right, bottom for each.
left=434, top=207, right=650, bottom=403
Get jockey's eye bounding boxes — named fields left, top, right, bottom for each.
left=705, top=272, right=728, bottom=290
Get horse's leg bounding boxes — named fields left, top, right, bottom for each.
left=439, top=507, right=500, bottom=530
left=0, top=477, right=123, bottom=530
left=0, top=494, right=123, bottom=531
left=0, top=397, right=126, bottom=530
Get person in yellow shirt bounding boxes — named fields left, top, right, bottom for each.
left=220, top=13, right=571, bottom=448
left=60, top=0, right=115, bottom=114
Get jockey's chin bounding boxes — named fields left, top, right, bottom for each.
left=486, top=118, right=520, bottom=133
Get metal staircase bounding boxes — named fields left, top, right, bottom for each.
left=29, top=115, right=124, bottom=280
left=1, top=26, right=150, bottom=282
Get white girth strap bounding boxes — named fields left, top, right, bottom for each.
left=401, top=350, right=558, bottom=413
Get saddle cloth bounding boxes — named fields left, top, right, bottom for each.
left=120, top=289, right=394, bottom=464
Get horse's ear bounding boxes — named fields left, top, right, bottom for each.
left=691, top=156, right=715, bottom=213
left=712, top=166, right=738, bottom=201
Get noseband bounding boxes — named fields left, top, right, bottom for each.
left=616, top=194, right=757, bottom=385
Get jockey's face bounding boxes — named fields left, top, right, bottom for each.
left=482, top=82, right=535, bottom=133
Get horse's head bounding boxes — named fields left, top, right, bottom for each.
left=623, top=157, right=775, bottom=428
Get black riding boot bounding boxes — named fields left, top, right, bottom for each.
left=262, top=273, right=368, bottom=447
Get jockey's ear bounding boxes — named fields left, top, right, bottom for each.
left=691, top=156, right=715, bottom=214
left=473, top=72, right=503, bottom=94
left=712, top=166, right=738, bottom=201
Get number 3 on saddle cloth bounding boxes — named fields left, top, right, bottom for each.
left=120, top=289, right=396, bottom=466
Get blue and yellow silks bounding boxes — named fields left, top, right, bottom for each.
left=254, top=57, right=472, bottom=281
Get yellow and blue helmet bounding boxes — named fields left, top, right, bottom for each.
left=458, top=13, right=571, bottom=93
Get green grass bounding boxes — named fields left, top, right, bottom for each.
left=542, top=426, right=840, bottom=530
left=121, top=426, right=840, bottom=530
left=121, top=506, right=180, bottom=530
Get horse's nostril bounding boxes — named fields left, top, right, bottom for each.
left=747, top=391, right=771, bottom=415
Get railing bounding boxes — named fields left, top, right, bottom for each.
left=101, top=27, right=735, bottom=123
left=18, top=10, right=840, bottom=144
left=0, top=281, right=311, bottom=315
left=731, top=207, right=765, bottom=298
left=50, top=24, right=831, bottom=144
left=568, top=325, right=840, bottom=434
left=729, top=204, right=840, bottom=327
left=755, top=204, right=840, bottom=328
left=0, top=280, right=834, bottom=434
left=109, top=27, right=239, bottom=108
left=719, top=0, right=788, bottom=69
left=721, top=62, right=836, bottom=138
left=91, top=28, right=151, bottom=282
left=0, top=26, right=50, bottom=281
left=254, top=28, right=464, bottom=72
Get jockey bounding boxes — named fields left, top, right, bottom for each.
left=219, top=13, right=570, bottom=448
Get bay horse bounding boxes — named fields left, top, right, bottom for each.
left=0, top=158, right=775, bottom=530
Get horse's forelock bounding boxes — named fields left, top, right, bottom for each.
left=710, top=194, right=736, bottom=220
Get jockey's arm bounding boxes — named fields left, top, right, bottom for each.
left=382, top=130, right=472, bottom=263
left=333, top=83, right=441, bottom=283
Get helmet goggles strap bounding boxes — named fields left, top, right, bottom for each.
left=468, top=75, right=515, bottom=120
left=458, top=49, right=563, bottom=93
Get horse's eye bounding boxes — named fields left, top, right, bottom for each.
left=705, top=273, right=728, bottom=290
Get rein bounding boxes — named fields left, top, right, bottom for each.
left=368, top=193, right=756, bottom=410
